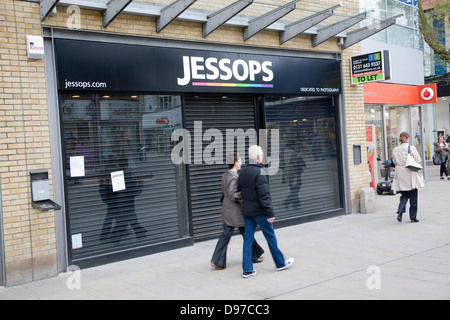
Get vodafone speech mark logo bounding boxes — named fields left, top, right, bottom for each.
left=420, top=87, right=435, bottom=101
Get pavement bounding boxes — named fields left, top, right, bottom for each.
left=1, top=165, right=449, bottom=301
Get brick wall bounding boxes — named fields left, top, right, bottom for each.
left=0, top=0, right=368, bottom=285
left=342, top=49, right=368, bottom=212
left=0, top=0, right=57, bottom=286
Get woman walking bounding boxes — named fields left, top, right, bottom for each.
left=392, top=132, right=424, bottom=223
left=433, top=136, right=450, bottom=180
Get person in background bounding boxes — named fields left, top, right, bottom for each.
left=392, top=132, right=424, bottom=223
left=210, top=153, right=264, bottom=270
left=433, top=135, right=450, bottom=180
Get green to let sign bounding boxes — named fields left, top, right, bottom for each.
left=351, top=71, right=384, bottom=84
left=351, top=51, right=391, bottom=85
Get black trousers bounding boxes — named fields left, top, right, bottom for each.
left=397, top=189, right=418, bottom=220
left=211, top=224, right=265, bottom=268
left=440, top=156, right=448, bottom=177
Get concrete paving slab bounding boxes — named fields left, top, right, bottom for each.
left=0, top=168, right=449, bottom=300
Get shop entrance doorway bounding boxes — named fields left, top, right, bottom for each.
left=184, top=95, right=257, bottom=240
left=365, top=104, right=426, bottom=187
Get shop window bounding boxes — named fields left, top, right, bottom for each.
left=365, top=105, right=385, bottom=161
left=265, top=96, right=342, bottom=219
left=365, top=105, right=385, bottom=185
left=60, top=94, right=189, bottom=263
left=386, top=107, right=409, bottom=161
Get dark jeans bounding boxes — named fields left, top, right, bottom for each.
left=211, top=224, right=264, bottom=268
left=397, top=189, right=418, bottom=220
left=243, top=215, right=285, bottom=273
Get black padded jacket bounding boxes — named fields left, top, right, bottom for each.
left=237, top=163, right=274, bottom=218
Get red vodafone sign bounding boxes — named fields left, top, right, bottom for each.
left=364, top=83, right=437, bottom=104
left=420, top=86, right=435, bottom=101
left=418, top=84, right=437, bottom=104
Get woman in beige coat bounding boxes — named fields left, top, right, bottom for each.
left=392, top=132, right=424, bottom=223
left=210, top=153, right=264, bottom=270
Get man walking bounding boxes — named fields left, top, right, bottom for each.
left=238, top=145, right=294, bottom=278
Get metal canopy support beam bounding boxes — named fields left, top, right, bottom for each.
left=103, top=0, right=134, bottom=28
left=280, top=3, right=341, bottom=45
left=243, top=0, right=300, bottom=41
left=342, top=14, right=403, bottom=49
left=312, top=11, right=368, bottom=47
left=156, top=0, right=197, bottom=33
left=40, top=0, right=60, bottom=20
left=203, top=0, right=253, bottom=38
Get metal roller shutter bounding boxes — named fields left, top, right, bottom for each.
left=61, top=94, right=188, bottom=264
left=184, top=95, right=257, bottom=240
left=265, top=96, right=342, bottom=220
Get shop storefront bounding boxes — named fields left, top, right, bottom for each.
left=4, top=0, right=407, bottom=286
left=364, top=82, right=438, bottom=188
left=48, top=32, right=345, bottom=267
left=426, top=74, right=450, bottom=152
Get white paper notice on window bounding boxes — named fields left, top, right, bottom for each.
left=111, top=170, right=126, bottom=192
left=72, top=234, right=83, bottom=250
left=70, top=156, right=85, bottom=177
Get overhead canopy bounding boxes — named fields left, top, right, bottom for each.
left=40, top=0, right=59, bottom=20
left=156, top=0, right=197, bottom=32
left=243, top=0, right=299, bottom=41
left=203, top=0, right=253, bottom=37
left=103, top=0, right=134, bottom=28
left=280, top=3, right=341, bottom=45
left=312, top=11, right=369, bottom=47
left=39, top=0, right=402, bottom=49
left=342, top=14, right=403, bottom=49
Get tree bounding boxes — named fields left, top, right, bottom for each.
left=419, top=0, right=450, bottom=64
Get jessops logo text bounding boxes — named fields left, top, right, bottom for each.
left=177, top=56, right=274, bottom=86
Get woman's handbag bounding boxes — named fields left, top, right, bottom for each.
left=406, top=145, right=422, bottom=172
left=433, top=153, right=446, bottom=165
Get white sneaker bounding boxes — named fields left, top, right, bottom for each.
left=242, top=270, right=257, bottom=278
left=276, top=257, right=294, bottom=271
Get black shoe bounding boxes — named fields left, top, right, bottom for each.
left=411, top=218, right=419, bottom=223
left=397, top=213, right=403, bottom=222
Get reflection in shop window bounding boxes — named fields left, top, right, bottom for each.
left=265, top=96, right=342, bottom=220
left=60, top=94, right=188, bottom=262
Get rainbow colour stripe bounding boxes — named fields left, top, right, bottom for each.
left=192, top=82, right=274, bottom=88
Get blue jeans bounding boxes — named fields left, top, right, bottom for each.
left=243, top=215, right=285, bottom=273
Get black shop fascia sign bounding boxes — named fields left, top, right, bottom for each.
left=55, top=39, right=341, bottom=95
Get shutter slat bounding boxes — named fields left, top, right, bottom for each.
left=61, top=94, right=188, bottom=262
left=185, top=95, right=256, bottom=239
left=265, top=96, right=342, bottom=219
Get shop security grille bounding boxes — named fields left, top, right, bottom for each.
left=265, top=96, right=342, bottom=219
left=60, top=93, right=189, bottom=264
left=184, top=95, right=257, bottom=240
